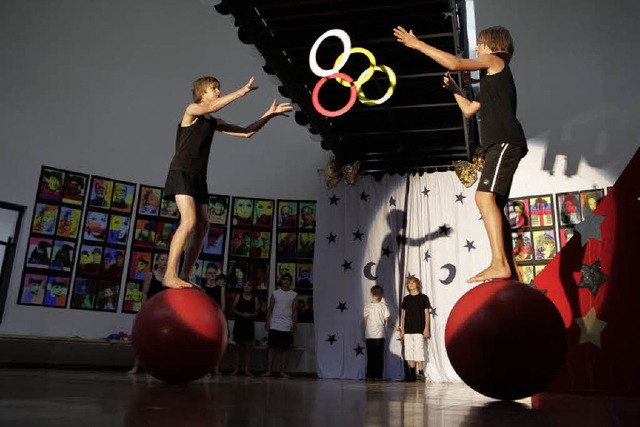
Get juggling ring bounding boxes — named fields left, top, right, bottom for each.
left=311, top=73, right=358, bottom=117
left=333, top=47, right=377, bottom=88
left=308, top=29, right=352, bottom=78
left=357, top=65, right=397, bottom=106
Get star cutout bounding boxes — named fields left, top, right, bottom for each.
left=430, top=307, right=438, bottom=317
left=389, top=197, right=396, bottom=206
left=422, top=187, right=430, bottom=196
left=336, top=302, right=348, bottom=313
left=438, top=224, right=451, bottom=236
left=360, top=191, right=369, bottom=202
left=455, top=193, right=466, bottom=204
left=574, top=212, right=606, bottom=247
left=326, top=334, right=337, bottom=345
left=341, top=260, right=352, bottom=271
left=577, top=259, right=608, bottom=297
left=381, top=246, right=392, bottom=257
left=352, top=229, right=364, bottom=241
left=326, top=233, right=337, bottom=244
left=574, top=307, right=607, bottom=348
left=329, top=194, right=340, bottom=205
left=424, top=250, right=431, bottom=262
left=354, top=344, right=365, bottom=355
left=464, top=240, right=476, bottom=252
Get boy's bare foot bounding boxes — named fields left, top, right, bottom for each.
left=244, top=370, right=253, bottom=377
left=467, top=264, right=512, bottom=283
left=127, top=368, right=138, bottom=375
left=230, top=370, right=238, bottom=376
left=262, top=371, right=272, bottom=377
left=163, top=276, right=193, bottom=289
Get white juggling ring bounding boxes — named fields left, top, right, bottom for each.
left=309, top=29, right=352, bottom=78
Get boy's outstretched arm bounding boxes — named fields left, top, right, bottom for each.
left=393, top=27, right=496, bottom=72
left=187, top=77, right=258, bottom=117
left=217, top=100, right=293, bottom=138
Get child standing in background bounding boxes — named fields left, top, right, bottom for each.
left=363, top=285, right=399, bottom=381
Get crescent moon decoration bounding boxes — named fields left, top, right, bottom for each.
left=439, top=264, right=457, bottom=285
left=363, top=262, right=379, bottom=281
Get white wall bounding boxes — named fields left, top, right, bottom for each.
left=0, top=0, right=323, bottom=370
left=473, top=0, right=640, bottom=196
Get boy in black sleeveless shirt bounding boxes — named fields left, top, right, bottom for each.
left=162, top=76, right=292, bottom=289
left=394, top=25, right=526, bottom=283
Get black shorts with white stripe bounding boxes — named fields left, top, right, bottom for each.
left=477, top=143, right=526, bottom=206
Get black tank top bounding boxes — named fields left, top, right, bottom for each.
left=477, top=59, right=527, bottom=150
left=236, top=294, right=256, bottom=315
left=204, top=284, right=222, bottom=306
left=169, top=115, right=217, bottom=175
left=147, top=272, right=164, bottom=299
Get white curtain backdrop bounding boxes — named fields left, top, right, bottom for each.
left=314, top=171, right=491, bottom=381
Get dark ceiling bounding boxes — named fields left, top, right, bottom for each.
left=214, top=0, right=478, bottom=175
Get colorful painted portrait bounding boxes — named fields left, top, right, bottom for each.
left=138, top=186, right=162, bottom=216
left=230, top=229, right=251, bottom=257
left=232, top=198, right=254, bottom=227
left=111, top=181, right=135, bottom=213
left=129, top=251, right=152, bottom=280
left=89, top=177, right=114, bottom=210
left=512, top=231, right=533, bottom=262
left=250, top=231, right=271, bottom=259
left=154, top=221, right=177, bottom=250
left=43, top=276, right=70, bottom=307
left=62, top=173, right=87, bottom=206
left=32, top=203, right=59, bottom=235
left=50, top=240, right=75, bottom=272
left=133, top=219, right=156, bottom=248
left=529, top=196, right=554, bottom=228
left=107, top=214, right=131, bottom=246
left=56, top=206, right=81, bottom=239
left=20, top=273, right=48, bottom=305
left=297, top=232, right=315, bottom=259
left=227, top=259, right=248, bottom=289
left=123, top=282, right=143, bottom=313
left=26, top=237, right=53, bottom=269
left=83, top=210, right=109, bottom=242
left=160, top=199, right=179, bottom=220
left=298, top=202, right=316, bottom=230
left=102, top=247, right=125, bottom=279
left=70, top=277, right=98, bottom=309
left=533, top=229, right=557, bottom=261
left=579, top=189, right=604, bottom=220
left=507, top=198, right=530, bottom=229
left=557, top=192, right=581, bottom=226
left=276, top=262, right=296, bottom=289
left=276, top=232, right=297, bottom=259
left=77, top=244, right=103, bottom=276
left=253, top=199, right=274, bottom=228
left=250, top=260, right=269, bottom=291
left=202, top=226, right=225, bottom=255
left=38, top=167, right=64, bottom=201
left=517, top=265, right=535, bottom=285
left=559, top=227, right=576, bottom=248
left=277, top=201, right=298, bottom=229
left=208, top=195, right=229, bottom=225
left=95, top=281, right=120, bottom=311
left=296, top=263, right=314, bottom=291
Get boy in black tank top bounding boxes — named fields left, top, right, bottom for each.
left=394, top=25, right=526, bottom=283
left=162, top=76, right=293, bottom=289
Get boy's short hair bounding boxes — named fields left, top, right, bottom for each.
left=280, top=273, right=293, bottom=282
left=405, top=276, right=422, bottom=292
left=477, top=26, right=514, bottom=56
left=192, top=76, right=220, bottom=103
left=370, top=285, right=384, bottom=298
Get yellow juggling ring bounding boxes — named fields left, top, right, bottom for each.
left=333, top=47, right=376, bottom=88
left=356, top=65, right=397, bottom=106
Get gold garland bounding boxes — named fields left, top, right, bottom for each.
left=453, top=149, right=485, bottom=188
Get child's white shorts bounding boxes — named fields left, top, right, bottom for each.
left=404, top=333, right=425, bottom=362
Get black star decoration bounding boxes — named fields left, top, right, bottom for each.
left=422, top=186, right=430, bottom=196
left=424, top=250, right=431, bottom=262
left=326, top=233, right=337, bottom=244
left=341, top=260, right=352, bottom=271
left=354, top=344, right=365, bottom=356
left=577, top=259, right=608, bottom=297
left=381, top=246, right=392, bottom=257
left=464, top=240, right=476, bottom=252
left=360, top=191, right=369, bottom=202
left=329, top=194, right=340, bottom=205
left=455, top=193, right=466, bottom=204
left=326, top=334, right=337, bottom=345
left=430, top=307, right=438, bottom=317
left=438, top=224, right=451, bottom=236
left=352, top=229, right=364, bottom=241
left=337, top=302, right=348, bottom=313
left=389, top=197, right=396, bottom=206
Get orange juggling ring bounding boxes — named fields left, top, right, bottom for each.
left=311, top=73, right=358, bottom=118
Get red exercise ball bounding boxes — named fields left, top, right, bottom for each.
left=132, top=288, right=227, bottom=383
left=445, top=280, right=566, bottom=400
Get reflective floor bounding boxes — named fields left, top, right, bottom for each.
left=0, top=369, right=638, bottom=426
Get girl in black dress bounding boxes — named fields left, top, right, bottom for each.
left=231, top=281, right=259, bottom=376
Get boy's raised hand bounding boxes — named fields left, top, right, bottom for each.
left=268, top=99, right=293, bottom=117
left=393, top=26, right=421, bottom=50
left=443, top=71, right=461, bottom=94
left=242, top=77, right=259, bottom=94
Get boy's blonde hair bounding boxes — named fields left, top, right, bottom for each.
left=405, top=276, right=422, bottom=292
left=477, top=26, right=514, bottom=56
left=192, top=76, right=220, bottom=103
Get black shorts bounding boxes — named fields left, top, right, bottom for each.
left=267, top=329, right=293, bottom=349
left=477, top=143, right=526, bottom=205
left=163, top=170, right=209, bottom=205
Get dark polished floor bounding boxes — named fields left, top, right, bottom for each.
left=0, top=368, right=638, bottom=426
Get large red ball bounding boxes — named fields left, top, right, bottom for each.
left=132, top=289, right=227, bottom=383
left=445, top=280, right=566, bottom=400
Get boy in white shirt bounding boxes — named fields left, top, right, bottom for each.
left=363, top=285, right=400, bottom=380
